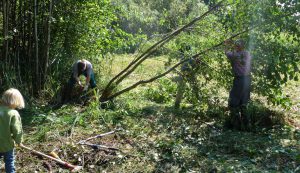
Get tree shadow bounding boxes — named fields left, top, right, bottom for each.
left=19, top=104, right=54, bottom=127
left=133, top=100, right=299, bottom=172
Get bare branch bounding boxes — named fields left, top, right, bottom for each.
left=77, top=129, right=120, bottom=144
left=103, top=28, right=251, bottom=101
left=78, top=142, right=119, bottom=151
left=101, top=0, right=226, bottom=98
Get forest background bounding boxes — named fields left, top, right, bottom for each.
left=0, top=0, right=300, bottom=172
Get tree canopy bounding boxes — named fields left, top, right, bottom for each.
left=0, top=0, right=299, bottom=106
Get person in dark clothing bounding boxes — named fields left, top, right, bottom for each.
left=224, top=39, right=252, bottom=130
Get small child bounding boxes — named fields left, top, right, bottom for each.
left=0, top=88, right=25, bottom=173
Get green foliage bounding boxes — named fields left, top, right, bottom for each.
left=3, top=1, right=299, bottom=171
left=39, top=0, right=147, bottom=99
left=16, top=53, right=300, bottom=172
left=165, top=0, right=299, bottom=108
left=112, top=0, right=208, bottom=35
left=218, top=0, right=300, bottom=106
left=144, top=78, right=177, bottom=103
left=50, top=0, right=134, bottom=65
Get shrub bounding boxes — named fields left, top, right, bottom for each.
left=144, top=78, right=177, bottom=103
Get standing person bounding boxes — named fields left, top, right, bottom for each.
left=62, top=59, right=97, bottom=103
left=175, top=58, right=200, bottom=109
left=0, top=88, right=25, bottom=173
left=224, top=39, right=252, bottom=130
left=175, top=45, right=201, bottom=109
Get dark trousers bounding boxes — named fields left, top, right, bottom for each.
left=229, top=76, right=251, bottom=108
left=61, top=71, right=96, bottom=103
left=68, top=71, right=97, bottom=89
left=228, top=76, right=251, bottom=130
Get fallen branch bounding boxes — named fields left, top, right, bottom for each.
left=21, top=145, right=82, bottom=172
left=77, top=129, right=120, bottom=144
left=77, top=129, right=121, bottom=151
left=79, top=142, right=119, bottom=151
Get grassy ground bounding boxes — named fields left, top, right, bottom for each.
left=2, top=54, right=299, bottom=173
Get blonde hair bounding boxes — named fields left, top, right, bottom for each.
left=1, top=88, right=25, bottom=109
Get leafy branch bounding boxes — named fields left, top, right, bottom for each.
left=100, top=0, right=226, bottom=101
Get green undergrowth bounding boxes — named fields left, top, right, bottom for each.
left=16, top=92, right=300, bottom=173
left=8, top=55, right=300, bottom=172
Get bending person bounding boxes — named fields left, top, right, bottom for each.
left=68, top=59, right=97, bottom=91
left=61, top=59, right=97, bottom=104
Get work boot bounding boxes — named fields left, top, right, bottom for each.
left=241, top=115, right=251, bottom=131
left=241, top=105, right=252, bottom=131
left=229, top=107, right=241, bottom=130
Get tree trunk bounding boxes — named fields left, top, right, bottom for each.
left=40, top=0, right=53, bottom=89
left=2, top=0, right=9, bottom=62
left=16, top=0, right=23, bottom=84
left=34, top=0, right=40, bottom=95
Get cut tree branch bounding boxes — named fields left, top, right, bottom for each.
left=100, top=2, right=293, bottom=102
left=77, top=129, right=120, bottom=144
left=103, top=28, right=252, bottom=101
left=100, top=0, right=226, bottom=101
left=78, top=142, right=119, bottom=151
